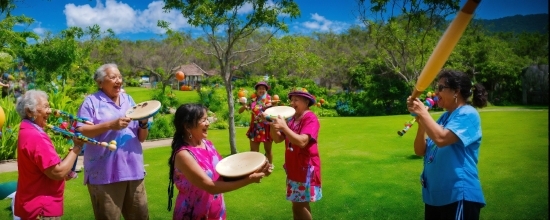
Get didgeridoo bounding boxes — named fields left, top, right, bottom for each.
left=411, top=0, right=481, bottom=99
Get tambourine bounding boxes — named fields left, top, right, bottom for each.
left=263, top=106, right=296, bottom=122
left=216, top=152, right=268, bottom=181
left=126, top=100, right=161, bottom=120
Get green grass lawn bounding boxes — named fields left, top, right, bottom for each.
left=0, top=108, right=547, bottom=219
left=123, top=86, right=200, bottom=104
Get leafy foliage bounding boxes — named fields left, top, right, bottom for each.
left=162, top=0, right=301, bottom=153
left=148, top=114, right=175, bottom=140
left=0, top=97, right=19, bottom=160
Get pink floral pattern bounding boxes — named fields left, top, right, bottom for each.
left=246, top=94, right=272, bottom=142
left=173, top=140, right=226, bottom=220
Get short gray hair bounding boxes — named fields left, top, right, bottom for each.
left=15, top=90, right=48, bottom=119
left=94, top=63, right=118, bottom=84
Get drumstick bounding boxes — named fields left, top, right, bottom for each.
left=411, top=0, right=481, bottom=99
left=53, top=109, right=94, bottom=125
left=46, top=125, right=117, bottom=151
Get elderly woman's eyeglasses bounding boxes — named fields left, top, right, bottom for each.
left=437, top=84, right=450, bottom=92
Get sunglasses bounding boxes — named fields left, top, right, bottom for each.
left=437, top=84, right=450, bottom=92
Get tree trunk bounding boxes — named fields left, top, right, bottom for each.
left=223, top=73, right=238, bottom=155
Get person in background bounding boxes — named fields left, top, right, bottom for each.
left=407, top=69, right=488, bottom=220
left=238, top=81, right=274, bottom=168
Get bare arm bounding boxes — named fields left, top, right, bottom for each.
left=408, top=98, right=459, bottom=147
left=270, top=115, right=309, bottom=148
left=269, top=125, right=285, bottom=143
left=137, top=119, right=149, bottom=142
left=279, top=125, right=310, bottom=148
left=238, top=105, right=249, bottom=114
left=174, top=150, right=268, bottom=195
left=413, top=119, right=427, bottom=156
left=44, top=144, right=83, bottom=180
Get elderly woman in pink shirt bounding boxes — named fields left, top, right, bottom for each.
left=268, top=88, right=322, bottom=220
left=14, top=90, right=84, bottom=219
left=76, top=63, right=150, bottom=220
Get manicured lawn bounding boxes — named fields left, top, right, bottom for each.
left=0, top=108, right=547, bottom=219
left=123, top=86, right=200, bottom=104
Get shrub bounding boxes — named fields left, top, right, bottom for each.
left=0, top=97, right=21, bottom=160
left=210, top=118, right=229, bottom=130
left=198, top=86, right=228, bottom=114
left=151, top=88, right=179, bottom=114
left=125, top=78, right=141, bottom=87
left=148, top=114, right=175, bottom=140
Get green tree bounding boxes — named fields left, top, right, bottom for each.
left=162, top=0, right=301, bottom=154
left=0, top=15, right=38, bottom=58
left=20, top=27, right=83, bottom=89
left=125, top=30, right=193, bottom=93
left=356, top=0, right=460, bottom=84
left=0, top=51, right=12, bottom=73
left=264, top=35, right=323, bottom=79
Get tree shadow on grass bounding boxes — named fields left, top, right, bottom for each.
left=406, top=155, right=423, bottom=160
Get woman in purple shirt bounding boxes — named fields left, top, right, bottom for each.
left=76, top=63, right=150, bottom=220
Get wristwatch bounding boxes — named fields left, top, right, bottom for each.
left=139, top=121, right=149, bottom=129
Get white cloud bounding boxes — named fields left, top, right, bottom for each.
left=237, top=0, right=277, bottom=15
left=297, top=13, right=350, bottom=33
left=63, top=0, right=192, bottom=35
left=33, top=22, right=47, bottom=36
left=237, top=2, right=254, bottom=14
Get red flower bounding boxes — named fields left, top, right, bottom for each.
left=298, top=185, right=306, bottom=191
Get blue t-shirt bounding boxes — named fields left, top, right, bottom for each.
left=421, top=105, right=486, bottom=206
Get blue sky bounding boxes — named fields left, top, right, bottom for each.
left=9, top=0, right=549, bottom=41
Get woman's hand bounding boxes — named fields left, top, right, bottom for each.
left=110, top=117, right=132, bottom=130
left=269, top=115, right=288, bottom=131
left=249, top=161, right=272, bottom=183
left=407, top=96, right=428, bottom=116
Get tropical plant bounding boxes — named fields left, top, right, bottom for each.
left=162, top=0, right=301, bottom=154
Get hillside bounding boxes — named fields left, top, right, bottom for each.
left=474, top=13, right=549, bottom=34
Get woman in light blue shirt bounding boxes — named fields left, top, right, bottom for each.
left=407, top=70, right=488, bottom=220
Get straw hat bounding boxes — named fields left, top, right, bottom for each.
left=254, top=81, right=270, bottom=90
left=287, top=87, right=316, bottom=107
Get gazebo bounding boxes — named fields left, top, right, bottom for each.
left=171, top=63, right=213, bottom=90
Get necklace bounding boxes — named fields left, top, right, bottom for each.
left=425, top=105, right=464, bottom=164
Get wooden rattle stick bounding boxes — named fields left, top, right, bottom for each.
left=47, top=125, right=117, bottom=151
left=53, top=109, right=94, bottom=125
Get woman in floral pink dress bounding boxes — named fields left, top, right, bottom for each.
left=167, top=104, right=272, bottom=220
left=238, top=81, right=274, bottom=167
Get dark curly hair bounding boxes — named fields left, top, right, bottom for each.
left=167, top=103, right=207, bottom=211
left=438, top=70, right=488, bottom=108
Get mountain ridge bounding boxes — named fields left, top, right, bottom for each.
left=473, top=13, right=548, bottom=34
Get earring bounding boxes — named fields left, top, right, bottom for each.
left=30, top=116, right=35, bottom=122
left=454, top=94, right=457, bottom=103
left=188, top=134, right=192, bottom=140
